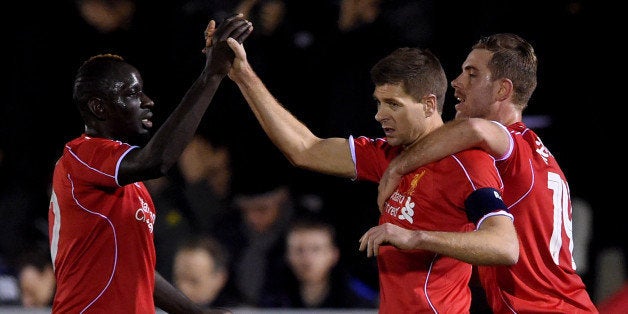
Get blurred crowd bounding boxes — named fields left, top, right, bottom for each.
left=1, top=0, right=624, bottom=311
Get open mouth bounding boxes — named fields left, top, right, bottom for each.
left=383, top=127, right=394, bottom=136
left=141, top=118, right=153, bottom=129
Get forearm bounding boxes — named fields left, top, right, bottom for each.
left=413, top=219, right=518, bottom=265
left=394, top=119, right=478, bottom=175
left=235, top=67, right=316, bottom=158
left=233, top=67, right=354, bottom=177
left=143, top=74, right=224, bottom=173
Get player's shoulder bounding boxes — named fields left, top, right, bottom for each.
left=67, top=135, right=130, bottom=151
left=454, top=148, right=494, bottom=161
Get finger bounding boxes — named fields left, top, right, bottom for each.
left=231, top=22, right=253, bottom=44
left=367, top=237, right=375, bottom=257
left=358, top=234, right=367, bottom=252
left=204, top=20, right=216, bottom=47
left=226, top=38, right=248, bottom=60
left=217, top=20, right=249, bottom=42
left=214, top=14, right=246, bottom=40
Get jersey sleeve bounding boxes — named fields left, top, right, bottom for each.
left=489, top=120, right=514, bottom=161
left=64, top=138, right=137, bottom=188
left=450, top=149, right=511, bottom=226
left=351, top=135, right=402, bottom=183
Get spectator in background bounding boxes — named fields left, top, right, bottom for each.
left=213, top=176, right=296, bottom=307
left=178, top=134, right=233, bottom=230
left=173, top=236, right=242, bottom=308
left=147, top=133, right=233, bottom=281
left=16, top=245, right=55, bottom=308
left=261, top=214, right=377, bottom=308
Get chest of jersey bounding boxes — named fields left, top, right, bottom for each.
left=381, top=168, right=473, bottom=233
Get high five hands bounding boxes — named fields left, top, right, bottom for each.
left=202, top=13, right=253, bottom=76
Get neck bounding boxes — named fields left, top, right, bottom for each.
left=300, top=279, right=330, bottom=307
left=489, top=102, right=522, bottom=126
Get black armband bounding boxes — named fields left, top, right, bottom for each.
left=465, top=187, right=508, bottom=225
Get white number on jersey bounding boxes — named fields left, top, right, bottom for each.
left=548, top=172, right=576, bottom=270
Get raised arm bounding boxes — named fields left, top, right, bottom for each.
left=224, top=37, right=356, bottom=178
left=118, top=15, right=253, bottom=185
left=377, top=118, right=511, bottom=210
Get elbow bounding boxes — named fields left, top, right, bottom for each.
left=464, top=118, right=489, bottom=144
left=500, top=241, right=520, bottom=265
left=287, top=153, right=310, bottom=170
left=489, top=232, right=519, bottom=265
left=505, top=249, right=519, bottom=265
left=157, top=164, right=172, bottom=177
left=144, top=159, right=174, bottom=179
left=281, top=138, right=319, bottom=170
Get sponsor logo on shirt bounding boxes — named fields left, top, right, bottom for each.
left=135, top=196, right=155, bottom=233
left=383, top=170, right=424, bottom=224
left=398, top=197, right=415, bottom=223
left=407, top=170, right=426, bottom=195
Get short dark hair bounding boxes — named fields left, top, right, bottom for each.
left=370, top=47, right=448, bottom=114
left=287, top=214, right=337, bottom=247
left=176, top=236, right=230, bottom=273
left=472, top=33, right=538, bottom=109
left=72, top=54, right=127, bottom=118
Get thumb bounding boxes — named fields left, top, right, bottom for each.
left=227, top=38, right=244, bottom=57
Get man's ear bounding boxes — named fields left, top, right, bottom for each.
left=497, top=78, right=513, bottom=101
left=422, top=94, right=437, bottom=117
left=87, top=98, right=107, bottom=120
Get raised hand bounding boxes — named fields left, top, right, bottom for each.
left=203, top=14, right=253, bottom=77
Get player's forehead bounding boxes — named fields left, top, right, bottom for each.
left=462, top=49, right=492, bottom=72
left=106, top=64, right=142, bottom=93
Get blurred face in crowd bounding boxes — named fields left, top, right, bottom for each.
left=173, top=248, right=227, bottom=305
left=237, top=187, right=288, bottom=233
left=19, top=264, right=55, bottom=307
left=286, top=228, right=339, bottom=284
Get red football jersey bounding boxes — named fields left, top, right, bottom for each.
left=353, top=135, right=507, bottom=314
left=478, top=122, right=598, bottom=313
left=48, top=134, right=157, bottom=313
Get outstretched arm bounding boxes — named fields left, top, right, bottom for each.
left=224, top=36, right=356, bottom=178
left=377, top=118, right=511, bottom=210
left=118, top=15, right=253, bottom=185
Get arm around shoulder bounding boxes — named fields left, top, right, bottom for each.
left=462, top=118, right=512, bottom=159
